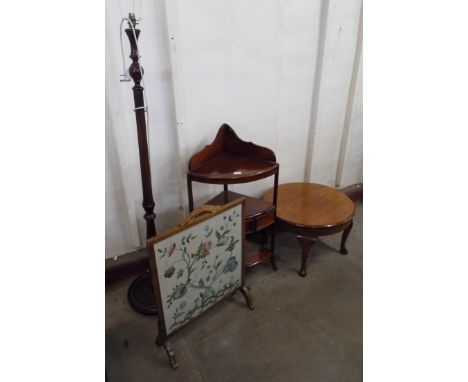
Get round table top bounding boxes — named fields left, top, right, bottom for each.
left=263, top=182, right=355, bottom=228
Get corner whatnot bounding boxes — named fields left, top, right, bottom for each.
left=186, top=124, right=279, bottom=271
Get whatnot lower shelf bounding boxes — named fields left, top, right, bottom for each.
left=244, top=241, right=273, bottom=268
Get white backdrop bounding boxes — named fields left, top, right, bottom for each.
left=106, top=0, right=363, bottom=259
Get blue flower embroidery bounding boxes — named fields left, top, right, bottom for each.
left=223, top=256, right=238, bottom=273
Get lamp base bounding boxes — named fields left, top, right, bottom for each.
left=127, top=271, right=158, bottom=315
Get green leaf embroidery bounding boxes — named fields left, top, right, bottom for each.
left=176, top=269, right=184, bottom=279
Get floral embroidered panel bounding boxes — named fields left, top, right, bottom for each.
left=151, top=204, right=243, bottom=335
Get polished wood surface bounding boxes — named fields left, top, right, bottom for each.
left=263, top=183, right=355, bottom=228
left=263, top=182, right=355, bottom=277
left=188, top=124, right=278, bottom=184
left=189, top=124, right=276, bottom=168
left=189, top=154, right=278, bottom=183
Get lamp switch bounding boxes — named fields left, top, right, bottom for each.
left=120, top=69, right=131, bottom=82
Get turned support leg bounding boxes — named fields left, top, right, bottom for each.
left=259, top=230, right=269, bottom=245
left=270, top=225, right=277, bottom=271
left=240, top=286, right=255, bottom=310
left=270, top=253, right=277, bottom=271
left=297, top=236, right=317, bottom=277
left=163, top=341, right=178, bottom=369
left=340, top=220, right=353, bottom=255
left=155, top=334, right=178, bottom=369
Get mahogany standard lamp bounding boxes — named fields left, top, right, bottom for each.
left=124, top=14, right=157, bottom=315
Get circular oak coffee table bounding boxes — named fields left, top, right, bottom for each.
left=263, top=182, right=355, bottom=277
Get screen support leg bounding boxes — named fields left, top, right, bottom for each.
left=163, top=341, right=178, bottom=369
left=240, top=286, right=255, bottom=310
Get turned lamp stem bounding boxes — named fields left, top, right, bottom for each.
left=125, top=14, right=156, bottom=239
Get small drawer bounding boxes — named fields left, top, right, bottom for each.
left=255, top=207, right=275, bottom=231
left=245, top=207, right=275, bottom=233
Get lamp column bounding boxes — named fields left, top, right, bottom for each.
left=125, top=14, right=158, bottom=315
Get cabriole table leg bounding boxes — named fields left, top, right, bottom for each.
left=297, top=236, right=317, bottom=277
left=340, top=220, right=353, bottom=255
